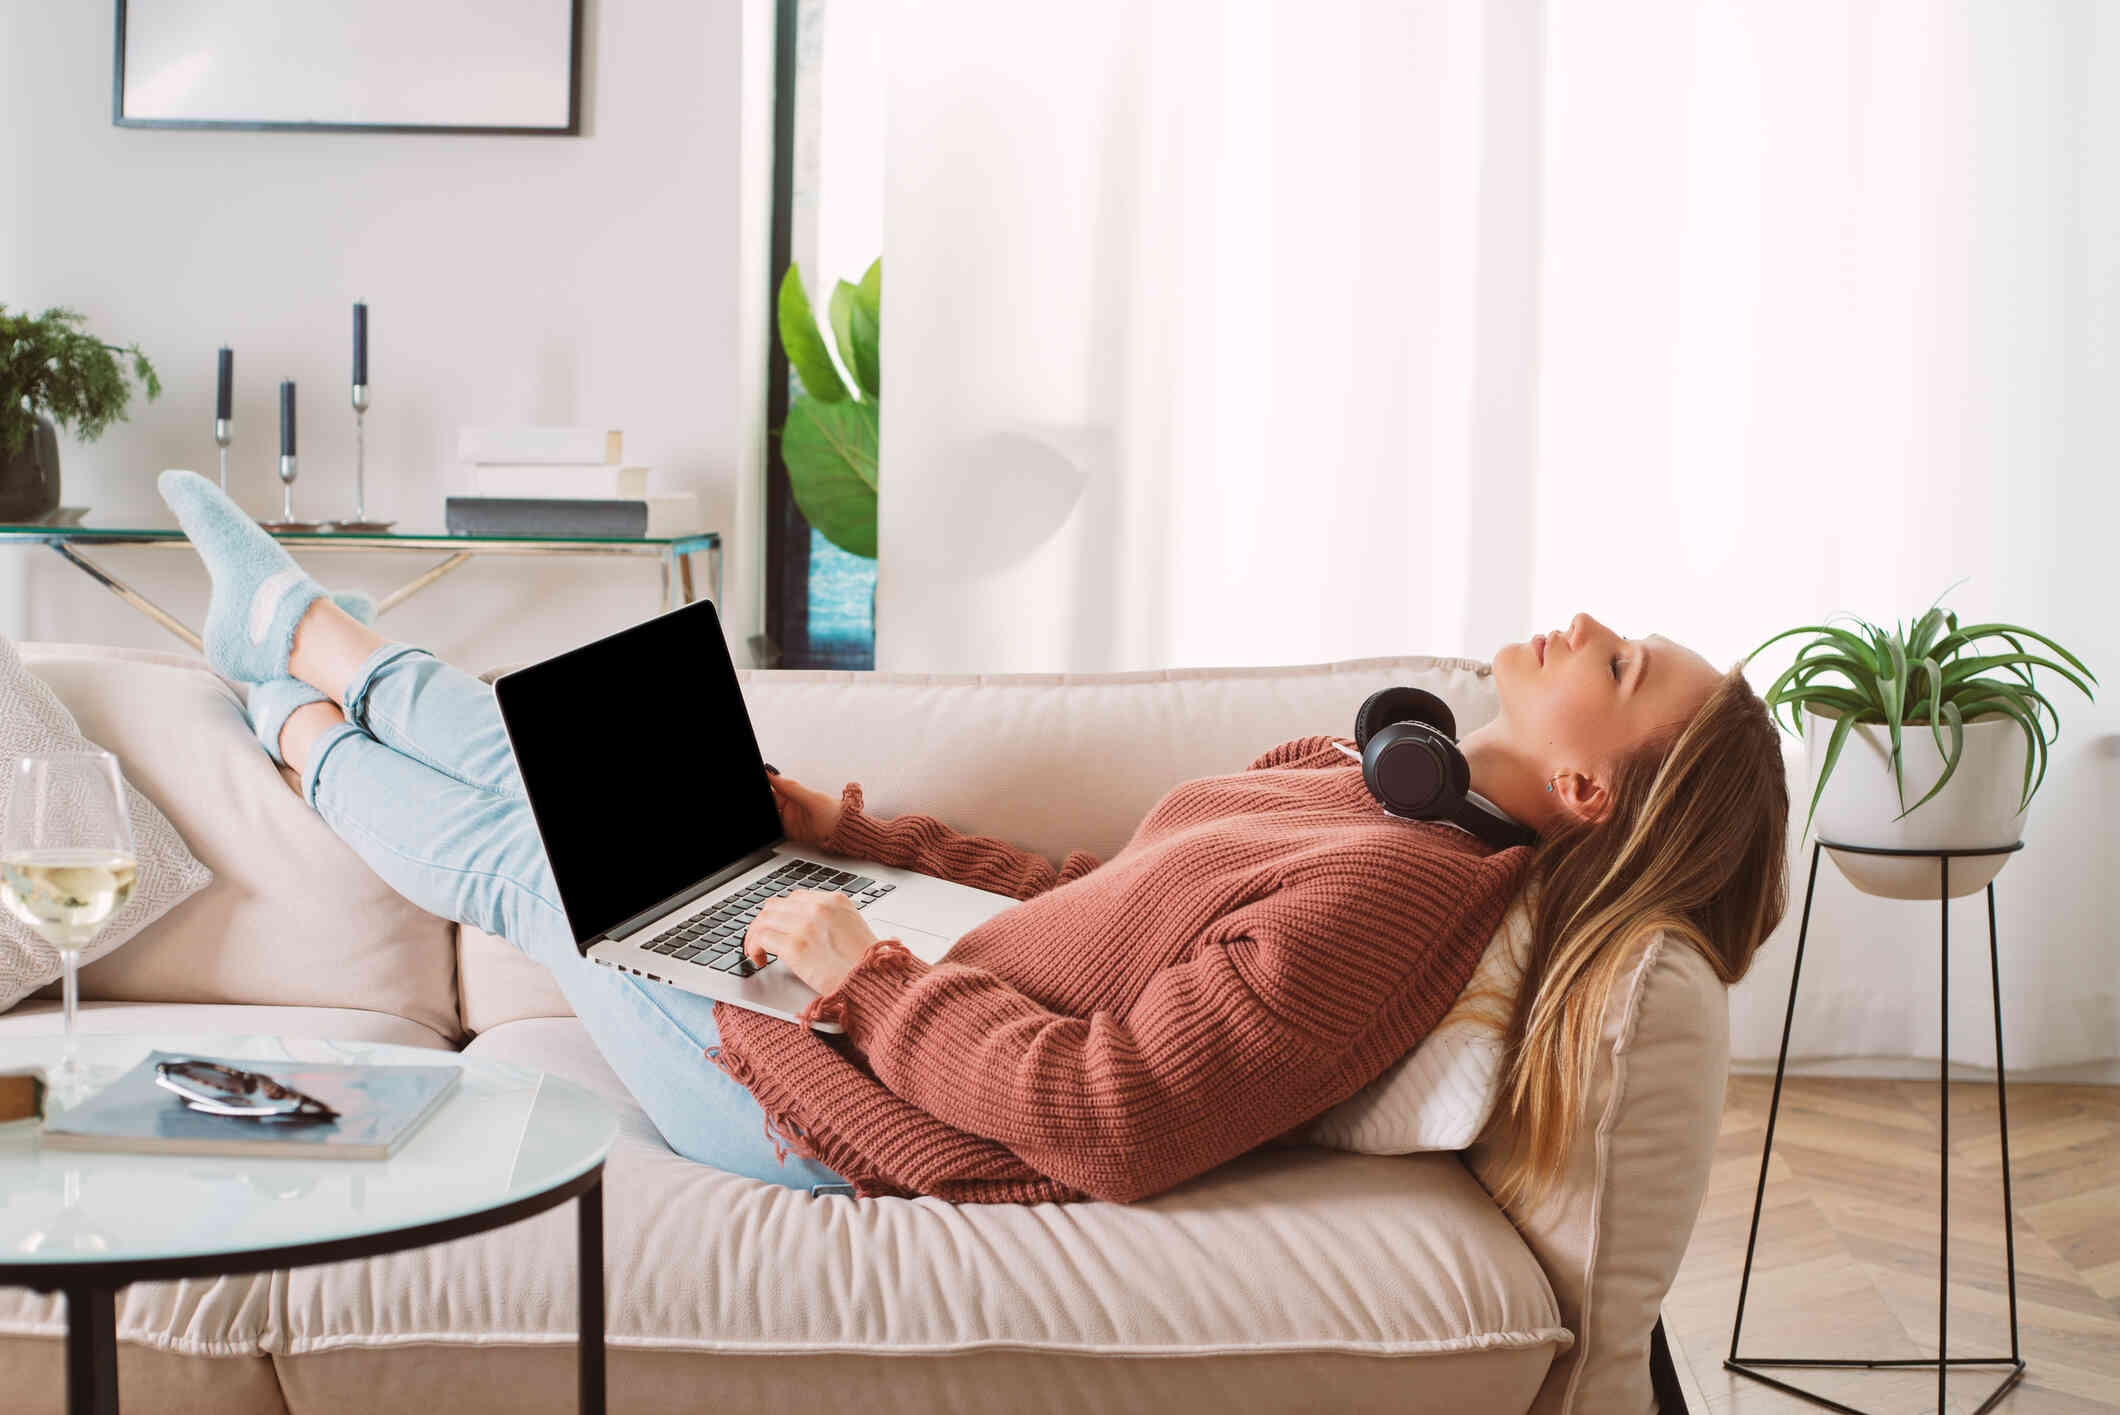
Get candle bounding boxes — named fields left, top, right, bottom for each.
left=352, top=301, right=368, bottom=386
left=216, top=347, right=233, bottom=421
left=280, top=380, right=296, bottom=457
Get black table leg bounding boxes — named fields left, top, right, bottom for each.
left=64, top=1284, right=117, bottom=1415
left=578, top=1172, right=605, bottom=1415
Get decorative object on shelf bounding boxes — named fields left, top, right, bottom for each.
left=444, top=494, right=699, bottom=540
left=1749, top=585, right=2095, bottom=899
left=329, top=299, right=394, bottom=533
left=1726, top=837, right=2029, bottom=1415
left=114, top=0, right=586, bottom=136
left=259, top=379, right=323, bottom=533
left=213, top=345, right=233, bottom=491
left=775, top=259, right=879, bottom=560
left=0, top=305, right=162, bottom=522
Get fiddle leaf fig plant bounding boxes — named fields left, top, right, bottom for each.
left=1748, top=584, right=2097, bottom=840
left=775, top=259, right=878, bottom=559
left=1, top=304, right=162, bottom=459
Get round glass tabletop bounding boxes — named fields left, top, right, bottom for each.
left=0, top=1033, right=618, bottom=1272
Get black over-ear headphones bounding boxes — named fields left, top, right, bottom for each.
left=1348, top=687, right=1539, bottom=851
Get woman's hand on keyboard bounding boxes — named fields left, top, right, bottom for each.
left=765, top=770, right=845, bottom=846
left=745, top=889, right=878, bottom=996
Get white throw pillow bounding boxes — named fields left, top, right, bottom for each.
left=1305, top=896, right=1533, bottom=1154
left=0, top=636, right=213, bottom=1011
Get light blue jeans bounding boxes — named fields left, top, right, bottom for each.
left=296, top=643, right=845, bottom=1193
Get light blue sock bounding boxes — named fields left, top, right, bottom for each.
left=159, top=469, right=327, bottom=683
left=245, top=590, right=373, bottom=767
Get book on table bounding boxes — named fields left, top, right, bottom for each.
left=39, top=1050, right=461, bottom=1160
left=470, top=464, right=653, bottom=499
left=445, top=492, right=701, bottom=539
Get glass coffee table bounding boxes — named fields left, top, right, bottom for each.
left=0, top=1032, right=618, bottom=1415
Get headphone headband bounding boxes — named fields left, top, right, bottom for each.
left=1350, top=688, right=1537, bottom=850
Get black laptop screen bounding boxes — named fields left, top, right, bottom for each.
left=493, top=599, right=784, bottom=945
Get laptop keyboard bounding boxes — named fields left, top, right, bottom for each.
left=636, top=859, right=896, bottom=977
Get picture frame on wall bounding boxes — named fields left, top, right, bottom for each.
left=112, top=0, right=585, bottom=136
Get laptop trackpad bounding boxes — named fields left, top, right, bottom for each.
left=879, top=925, right=954, bottom=964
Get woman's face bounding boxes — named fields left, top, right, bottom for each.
left=1491, top=613, right=1722, bottom=783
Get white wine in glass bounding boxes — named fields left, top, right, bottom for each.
left=1, top=751, right=138, bottom=1107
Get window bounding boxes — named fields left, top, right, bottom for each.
left=762, top=0, right=880, bottom=669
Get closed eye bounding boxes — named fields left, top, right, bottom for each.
left=1610, top=653, right=1625, bottom=681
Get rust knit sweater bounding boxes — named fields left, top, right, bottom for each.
left=709, top=736, right=1531, bottom=1204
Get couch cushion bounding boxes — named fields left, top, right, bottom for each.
left=271, top=1017, right=1568, bottom=1414
left=0, top=635, right=214, bottom=1011
left=457, top=654, right=1500, bottom=1035
left=0, top=999, right=457, bottom=1050
left=19, top=645, right=461, bottom=1044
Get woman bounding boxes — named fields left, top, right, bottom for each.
left=160, top=470, right=1788, bottom=1207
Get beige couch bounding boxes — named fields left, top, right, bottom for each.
left=0, top=642, right=1727, bottom=1414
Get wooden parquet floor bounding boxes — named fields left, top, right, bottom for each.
left=1664, top=1076, right=2120, bottom=1415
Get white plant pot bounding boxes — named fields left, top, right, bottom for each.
left=1802, top=707, right=2030, bottom=899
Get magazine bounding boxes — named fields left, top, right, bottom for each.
left=40, top=1050, right=461, bottom=1160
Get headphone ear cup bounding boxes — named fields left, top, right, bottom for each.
left=1354, top=686, right=1453, bottom=751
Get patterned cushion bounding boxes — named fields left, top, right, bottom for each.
left=0, top=636, right=213, bottom=1011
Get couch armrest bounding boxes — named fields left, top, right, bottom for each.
left=1465, top=932, right=1730, bottom=1415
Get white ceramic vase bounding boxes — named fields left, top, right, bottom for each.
left=1802, top=707, right=2030, bottom=899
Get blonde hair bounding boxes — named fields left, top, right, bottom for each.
left=1485, top=665, right=1789, bottom=1212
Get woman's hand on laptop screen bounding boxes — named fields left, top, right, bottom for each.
left=745, top=890, right=879, bottom=997
left=766, top=770, right=845, bottom=846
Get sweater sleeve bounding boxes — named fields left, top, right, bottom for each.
left=817, top=783, right=1102, bottom=902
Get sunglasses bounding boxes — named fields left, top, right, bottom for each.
left=154, top=1059, right=340, bottom=1123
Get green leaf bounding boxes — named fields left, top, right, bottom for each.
left=1801, top=710, right=1860, bottom=843
left=1952, top=692, right=2046, bottom=811
left=780, top=396, right=878, bottom=558
left=848, top=298, right=880, bottom=402
left=828, top=282, right=862, bottom=400
left=1929, top=622, right=2097, bottom=684
left=777, top=267, right=850, bottom=404
left=1940, top=652, right=2095, bottom=703
left=850, top=258, right=882, bottom=399
left=1880, top=630, right=1908, bottom=808
left=1896, top=698, right=1964, bottom=820
left=855, top=258, right=881, bottom=325
left=1915, top=656, right=1945, bottom=735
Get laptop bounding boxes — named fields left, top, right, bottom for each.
left=492, top=599, right=1021, bottom=1032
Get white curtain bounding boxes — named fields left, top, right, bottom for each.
left=877, top=0, right=2120, bottom=1072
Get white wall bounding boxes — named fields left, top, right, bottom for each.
left=0, top=0, right=767, bottom=670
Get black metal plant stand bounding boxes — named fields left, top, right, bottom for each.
left=1726, top=839, right=2026, bottom=1415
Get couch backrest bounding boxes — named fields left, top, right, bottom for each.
left=19, top=643, right=463, bottom=1044
left=459, top=653, right=1730, bottom=1414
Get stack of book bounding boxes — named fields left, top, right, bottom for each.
left=447, top=427, right=702, bottom=538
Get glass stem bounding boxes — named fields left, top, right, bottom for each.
left=61, top=947, right=78, bottom=1065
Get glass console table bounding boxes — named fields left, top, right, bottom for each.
left=0, top=517, right=721, bottom=653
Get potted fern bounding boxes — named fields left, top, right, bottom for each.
left=1, top=305, right=161, bottom=521
left=1749, top=588, right=2096, bottom=899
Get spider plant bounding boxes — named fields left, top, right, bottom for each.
left=1747, top=586, right=2097, bottom=840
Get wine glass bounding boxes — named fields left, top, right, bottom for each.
left=0, top=751, right=138, bottom=1108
